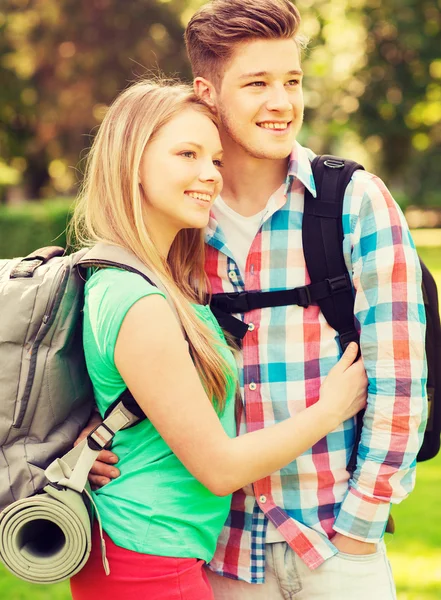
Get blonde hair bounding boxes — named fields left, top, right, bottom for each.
left=72, top=80, right=233, bottom=411
left=185, top=0, right=307, bottom=88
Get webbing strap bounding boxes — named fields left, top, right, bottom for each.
left=305, top=155, right=365, bottom=474
left=210, top=274, right=352, bottom=315
left=209, top=306, right=250, bottom=341
left=10, top=246, right=65, bottom=279
left=303, top=155, right=364, bottom=355
left=44, top=403, right=138, bottom=494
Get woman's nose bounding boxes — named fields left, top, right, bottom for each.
left=199, top=160, right=222, bottom=184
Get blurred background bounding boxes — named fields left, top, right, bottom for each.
left=0, top=0, right=440, bottom=598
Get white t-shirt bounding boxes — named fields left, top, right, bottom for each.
left=211, top=196, right=266, bottom=278
left=211, top=194, right=286, bottom=543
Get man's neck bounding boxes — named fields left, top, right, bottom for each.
left=220, top=144, right=289, bottom=218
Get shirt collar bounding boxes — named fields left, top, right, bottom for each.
left=205, top=141, right=317, bottom=245
left=286, top=141, right=317, bottom=198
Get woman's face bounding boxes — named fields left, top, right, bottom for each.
left=139, top=107, right=223, bottom=243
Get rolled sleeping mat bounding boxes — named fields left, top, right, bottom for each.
left=0, top=402, right=138, bottom=585
left=0, top=484, right=92, bottom=584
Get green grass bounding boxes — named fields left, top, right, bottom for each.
left=0, top=232, right=440, bottom=599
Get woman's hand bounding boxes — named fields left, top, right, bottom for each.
left=318, top=342, right=368, bottom=427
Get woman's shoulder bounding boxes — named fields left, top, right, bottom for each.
left=84, top=267, right=167, bottom=336
left=83, top=268, right=169, bottom=369
left=86, top=267, right=166, bottom=303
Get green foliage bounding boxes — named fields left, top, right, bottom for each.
left=0, top=0, right=191, bottom=198
left=0, top=199, right=73, bottom=258
left=353, top=0, right=441, bottom=206
left=1, top=0, right=440, bottom=206
left=297, top=0, right=441, bottom=208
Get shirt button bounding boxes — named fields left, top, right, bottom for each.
left=228, top=270, right=237, bottom=280
left=259, top=495, right=267, bottom=504
left=248, top=323, right=255, bottom=331
left=249, top=382, right=257, bottom=391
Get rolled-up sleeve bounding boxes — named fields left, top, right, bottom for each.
left=333, top=173, right=428, bottom=542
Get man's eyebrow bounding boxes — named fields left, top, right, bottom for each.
left=239, top=69, right=303, bottom=79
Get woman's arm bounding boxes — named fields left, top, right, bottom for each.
left=114, top=295, right=367, bottom=497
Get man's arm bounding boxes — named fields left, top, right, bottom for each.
left=75, top=411, right=120, bottom=488
left=333, top=172, right=427, bottom=544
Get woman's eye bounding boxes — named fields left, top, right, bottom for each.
left=213, top=159, right=224, bottom=168
left=180, top=151, right=196, bottom=159
left=248, top=81, right=266, bottom=87
left=287, top=79, right=301, bottom=87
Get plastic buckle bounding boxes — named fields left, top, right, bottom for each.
left=339, top=331, right=360, bottom=357
left=327, top=274, right=350, bottom=294
left=211, top=292, right=247, bottom=313
left=87, top=422, right=115, bottom=451
left=296, top=285, right=312, bottom=308
left=232, top=292, right=252, bottom=313
left=323, top=159, right=345, bottom=169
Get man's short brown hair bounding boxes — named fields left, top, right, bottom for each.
left=185, top=0, right=304, bottom=87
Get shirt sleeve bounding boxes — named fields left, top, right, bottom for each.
left=333, top=172, right=428, bottom=543
left=83, top=268, right=167, bottom=407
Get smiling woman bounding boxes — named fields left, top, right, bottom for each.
left=71, top=81, right=232, bottom=412
left=69, top=80, right=236, bottom=599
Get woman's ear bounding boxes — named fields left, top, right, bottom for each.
left=193, top=77, right=218, bottom=111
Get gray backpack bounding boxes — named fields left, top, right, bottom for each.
left=0, top=243, right=178, bottom=512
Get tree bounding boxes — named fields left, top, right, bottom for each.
left=352, top=0, right=441, bottom=205
left=0, top=0, right=191, bottom=199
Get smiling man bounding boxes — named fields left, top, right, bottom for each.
left=183, top=1, right=426, bottom=598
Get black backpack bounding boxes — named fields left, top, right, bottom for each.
left=210, top=155, right=441, bottom=465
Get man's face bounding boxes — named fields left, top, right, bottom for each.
left=214, top=38, right=304, bottom=160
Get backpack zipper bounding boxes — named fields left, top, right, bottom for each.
left=13, top=264, right=70, bottom=428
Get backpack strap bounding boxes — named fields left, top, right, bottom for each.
left=305, top=155, right=364, bottom=475
left=303, top=155, right=364, bottom=352
left=78, top=242, right=182, bottom=331
left=44, top=400, right=141, bottom=494
left=10, top=246, right=65, bottom=278
left=46, top=243, right=187, bottom=491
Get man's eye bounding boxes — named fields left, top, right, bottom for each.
left=248, top=81, right=266, bottom=87
left=287, top=79, right=301, bottom=86
left=180, top=151, right=196, bottom=159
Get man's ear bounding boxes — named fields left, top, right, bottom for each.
left=194, top=77, right=218, bottom=110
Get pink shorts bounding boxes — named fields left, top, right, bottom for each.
left=70, top=524, right=214, bottom=600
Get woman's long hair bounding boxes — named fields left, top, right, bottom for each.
left=71, top=80, right=234, bottom=411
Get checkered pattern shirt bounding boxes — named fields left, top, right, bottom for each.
left=205, top=142, right=427, bottom=583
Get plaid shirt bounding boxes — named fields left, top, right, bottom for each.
left=205, top=142, right=427, bottom=583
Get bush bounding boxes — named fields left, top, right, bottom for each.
left=0, top=199, right=74, bottom=259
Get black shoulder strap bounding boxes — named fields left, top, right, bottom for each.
left=303, top=155, right=364, bottom=352
left=305, top=155, right=365, bottom=475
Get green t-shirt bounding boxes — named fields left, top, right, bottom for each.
left=83, top=268, right=237, bottom=562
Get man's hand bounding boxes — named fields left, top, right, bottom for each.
left=74, top=412, right=120, bottom=489
left=331, top=532, right=377, bottom=555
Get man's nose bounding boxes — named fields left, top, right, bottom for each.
left=266, top=84, right=292, bottom=112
